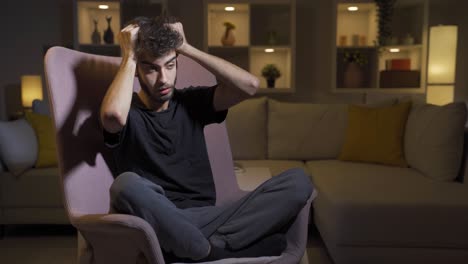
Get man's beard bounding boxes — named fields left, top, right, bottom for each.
left=138, top=76, right=177, bottom=103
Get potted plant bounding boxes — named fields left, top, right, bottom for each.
left=221, top=21, right=236, bottom=46
left=343, top=50, right=368, bottom=66
left=261, top=64, right=281, bottom=88
left=374, top=0, right=397, bottom=46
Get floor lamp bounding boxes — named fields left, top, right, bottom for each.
left=426, top=25, right=458, bottom=105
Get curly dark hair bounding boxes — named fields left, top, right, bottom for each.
left=125, top=16, right=183, bottom=59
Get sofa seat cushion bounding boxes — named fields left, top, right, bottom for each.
left=234, top=160, right=307, bottom=177
left=307, top=160, right=468, bottom=249
left=1, top=168, right=63, bottom=207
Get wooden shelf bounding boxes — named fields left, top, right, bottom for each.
left=205, top=0, right=296, bottom=94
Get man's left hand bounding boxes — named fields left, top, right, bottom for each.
left=168, top=22, right=189, bottom=53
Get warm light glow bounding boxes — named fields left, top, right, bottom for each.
left=389, top=48, right=400, bottom=53
left=225, top=6, right=235, bottom=11
left=428, top=25, right=458, bottom=84
left=426, top=85, right=454, bottom=106
left=348, top=6, right=359, bottom=11
left=98, top=5, right=109, bottom=9
left=21, top=75, right=43, bottom=108
left=265, top=48, right=275, bottom=53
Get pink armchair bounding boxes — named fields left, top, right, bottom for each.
left=44, top=46, right=313, bottom=264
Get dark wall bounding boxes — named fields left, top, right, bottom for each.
left=0, top=0, right=73, bottom=119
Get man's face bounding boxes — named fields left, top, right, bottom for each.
left=136, top=50, right=177, bottom=103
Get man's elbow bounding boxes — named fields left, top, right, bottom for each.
left=100, top=110, right=126, bottom=133
left=246, top=77, right=260, bottom=96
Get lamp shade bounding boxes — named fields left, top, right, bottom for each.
left=428, top=25, right=458, bottom=84
left=21, top=75, right=43, bottom=108
left=426, top=85, right=454, bottom=106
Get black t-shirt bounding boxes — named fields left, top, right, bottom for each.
left=103, top=85, right=228, bottom=209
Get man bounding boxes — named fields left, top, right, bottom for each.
left=100, top=16, right=313, bottom=262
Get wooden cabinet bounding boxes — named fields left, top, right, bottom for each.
left=204, top=0, right=296, bottom=94
left=333, top=0, right=428, bottom=93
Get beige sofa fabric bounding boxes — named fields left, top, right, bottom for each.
left=405, top=102, right=467, bottom=181
left=307, top=160, right=468, bottom=249
left=226, top=97, right=268, bottom=160
left=1, top=168, right=62, bottom=207
left=268, top=100, right=348, bottom=160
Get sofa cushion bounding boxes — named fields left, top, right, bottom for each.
left=268, top=100, right=348, bottom=160
left=307, top=160, right=468, bottom=249
left=25, top=111, right=58, bottom=168
left=226, top=97, right=267, bottom=159
left=339, top=101, right=411, bottom=167
left=0, top=119, right=38, bottom=176
left=0, top=168, right=63, bottom=207
left=32, top=99, right=51, bottom=116
left=234, top=160, right=307, bottom=177
left=405, top=102, right=467, bottom=181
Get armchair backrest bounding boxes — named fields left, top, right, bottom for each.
left=44, top=47, right=240, bottom=222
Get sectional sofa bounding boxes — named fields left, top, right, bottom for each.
left=226, top=97, right=468, bottom=264
left=0, top=100, right=68, bottom=230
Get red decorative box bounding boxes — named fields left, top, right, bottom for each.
left=385, top=59, right=411, bottom=70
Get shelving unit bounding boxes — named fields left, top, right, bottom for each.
left=73, top=0, right=167, bottom=56
left=332, top=0, right=428, bottom=93
left=204, top=0, right=296, bottom=94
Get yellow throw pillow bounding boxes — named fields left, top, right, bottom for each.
left=24, top=111, right=58, bottom=168
left=339, top=101, right=412, bottom=167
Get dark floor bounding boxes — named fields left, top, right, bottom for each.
left=0, top=223, right=333, bottom=264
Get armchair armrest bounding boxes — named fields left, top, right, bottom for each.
left=72, top=213, right=166, bottom=264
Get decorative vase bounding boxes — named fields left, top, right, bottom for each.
left=266, top=78, right=276, bottom=88
left=91, top=19, right=101, bottom=44
left=267, top=31, right=277, bottom=45
left=343, top=62, right=364, bottom=88
left=221, top=28, right=235, bottom=46
left=402, top=34, right=414, bottom=45
left=103, top=16, right=114, bottom=44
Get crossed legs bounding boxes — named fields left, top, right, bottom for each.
left=109, top=168, right=313, bottom=260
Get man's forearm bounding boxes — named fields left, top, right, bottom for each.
left=100, top=58, right=136, bottom=133
left=178, top=44, right=259, bottom=96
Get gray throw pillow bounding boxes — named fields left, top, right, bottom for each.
left=0, top=119, right=38, bottom=176
left=405, top=102, right=467, bottom=181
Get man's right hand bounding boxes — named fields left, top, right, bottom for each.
left=118, top=24, right=140, bottom=61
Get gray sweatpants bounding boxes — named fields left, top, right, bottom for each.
left=109, top=168, right=312, bottom=260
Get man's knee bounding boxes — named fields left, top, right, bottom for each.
left=283, top=168, right=313, bottom=205
left=109, top=172, right=142, bottom=205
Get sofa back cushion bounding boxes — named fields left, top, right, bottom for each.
left=226, top=97, right=268, bottom=159
left=405, top=102, right=467, bottom=181
left=268, top=99, right=348, bottom=160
